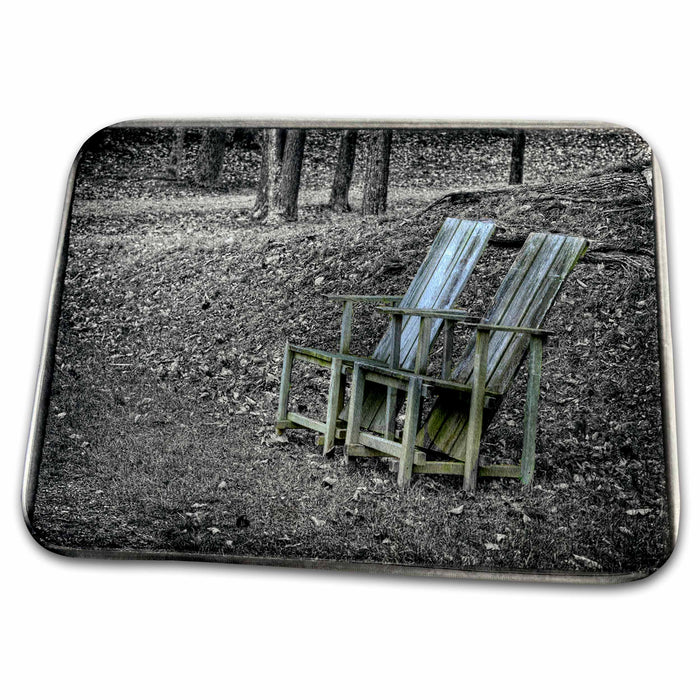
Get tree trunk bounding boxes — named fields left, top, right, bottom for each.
left=270, top=129, right=307, bottom=222
left=195, top=128, right=227, bottom=186
left=362, top=129, right=392, bottom=215
left=251, top=128, right=287, bottom=220
left=509, top=130, right=526, bottom=185
left=329, top=129, right=358, bottom=212
left=165, top=128, right=185, bottom=180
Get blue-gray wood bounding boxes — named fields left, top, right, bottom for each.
left=348, top=218, right=494, bottom=432
left=416, top=232, right=588, bottom=460
left=373, top=219, right=494, bottom=368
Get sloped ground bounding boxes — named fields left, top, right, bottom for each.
left=30, top=129, right=671, bottom=577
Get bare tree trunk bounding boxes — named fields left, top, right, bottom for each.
left=195, top=128, right=227, bottom=186
left=165, top=128, right=186, bottom=180
left=362, top=129, right=392, bottom=215
left=329, top=129, right=358, bottom=212
left=509, top=130, right=526, bottom=185
left=270, top=129, right=307, bottom=222
left=251, top=128, right=287, bottom=220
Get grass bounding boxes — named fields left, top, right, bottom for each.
left=30, top=129, right=672, bottom=578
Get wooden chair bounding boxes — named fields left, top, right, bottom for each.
left=275, top=219, right=495, bottom=453
left=343, top=232, right=589, bottom=489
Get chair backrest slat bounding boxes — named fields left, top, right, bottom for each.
left=372, top=218, right=494, bottom=369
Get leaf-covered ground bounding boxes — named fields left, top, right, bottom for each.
left=30, top=127, right=672, bottom=578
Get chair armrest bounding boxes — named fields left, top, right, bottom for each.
left=463, top=322, right=555, bottom=338
left=375, top=306, right=481, bottom=323
left=354, top=361, right=500, bottom=397
left=326, top=294, right=404, bottom=305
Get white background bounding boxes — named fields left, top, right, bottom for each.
left=2, top=2, right=696, bottom=698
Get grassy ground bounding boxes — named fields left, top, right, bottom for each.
left=30, top=128, right=671, bottom=577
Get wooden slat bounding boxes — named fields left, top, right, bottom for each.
left=384, top=313, right=402, bottom=440
left=364, top=370, right=410, bottom=392
left=397, top=376, right=422, bottom=487
left=463, top=329, right=489, bottom=491
left=520, top=335, right=543, bottom=486
left=414, top=461, right=464, bottom=476
left=362, top=365, right=477, bottom=394
left=396, top=462, right=522, bottom=478
left=286, top=411, right=325, bottom=434
left=326, top=294, right=404, bottom=304
left=276, top=342, right=294, bottom=432
left=375, top=306, right=481, bottom=322
left=355, top=432, right=428, bottom=467
left=442, top=319, right=455, bottom=379
left=345, top=362, right=366, bottom=455
left=290, top=344, right=388, bottom=369
left=345, top=444, right=390, bottom=458
left=414, top=317, right=432, bottom=374
left=470, top=322, right=554, bottom=337
left=323, top=357, right=344, bottom=454
left=358, top=431, right=403, bottom=459
left=339, top=301, right=353, bottom=354
left=480, top=464, right=522, bottom=478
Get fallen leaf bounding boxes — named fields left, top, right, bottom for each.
left=310, top=516, right=325, bottom=527
left=625, top=508, right=652, bottom=516
left=485, top=542, right=500, bottom=550
left=321, top=475, right=337, bottom=488
left=573, top=554, right=602, bottom=569
left=448, top=504, right=465, bottom=515
left=217, top=480, right=227, bottom=489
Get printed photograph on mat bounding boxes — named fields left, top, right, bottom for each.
left=24, top=122, right=676, bottom=581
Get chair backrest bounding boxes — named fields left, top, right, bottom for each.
left=453, top=231, right=589, bottom=394
left=417, top=232, right=587, bottom=459
left=372, top=218, right=495, bottom=369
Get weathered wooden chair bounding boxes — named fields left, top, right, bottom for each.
left=344, top=232, right=589, bottom=490
left=275, top=219, right=495, bottom=453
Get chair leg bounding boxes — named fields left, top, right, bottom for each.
left=344, top=362, right=366, bottom=464
left=463, top=329, right=490, bottom=492
left=397, top=376, right=422, bottom=489
left=275, top=342, right=294, bottom=434
left=323, top=357, right=344, bottom=455
left=521, top=336, right=543, bottom=486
